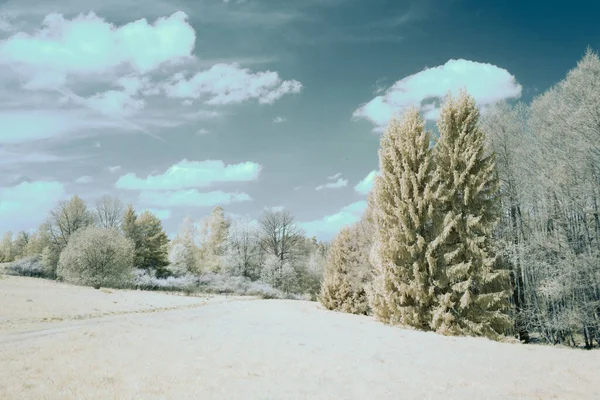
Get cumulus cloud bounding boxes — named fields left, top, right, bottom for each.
left=115, top=159, right=262, bottom=191
left=299, top=201, right=367, bottom=240
left=75, top=175, right=93, bottom=184
left=354, top=170, right=378, bottom=195
left=107, top=165, right=121, bottom=173
left=162, top=63, right=302, bottom=105
left=273, top=116, right=286, bottom=123
left=315, top=178, right=348, bottom=191
left=139, top=189, right=252, bottom=207
left=353, top=59, right=522, bottom=131
left=0, top=11, right=302, bottom=144
left=0, top=11, right=195, bottom=89
left=0, top=181, right=67, bottom=232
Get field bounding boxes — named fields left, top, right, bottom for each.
left=1, top=276, right=599, bottom=399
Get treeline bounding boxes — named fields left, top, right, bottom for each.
left=0, top=196, right=328, bottom=299
left=320, top=49, right=600, bottom=349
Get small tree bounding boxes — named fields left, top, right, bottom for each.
left=0, top=232, right=13, bottom=263
left=198, top=206, right=230, bottom=272
left=168, top=242, right=195, bottom=277
left=221, top=217, right=260, bottom=279
left=320, top=226, right=370, bottom=315
left=135, top=210, right=170, bottom=277
left=57, top=227, right=135, bottom=288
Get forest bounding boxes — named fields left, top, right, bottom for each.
left=2, top=48, right=599, bottom=349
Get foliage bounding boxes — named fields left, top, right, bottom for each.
left=57, top=226, right=135, bottom=289
left=320, top=226, right=370, bottom=315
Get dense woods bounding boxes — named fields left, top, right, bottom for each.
left=2, top=49, right=599, bottom=349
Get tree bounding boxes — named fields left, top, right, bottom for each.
left=135, top=210, right=170, bottom=276
left=168, top=242, right=194, bottom=277
left=93, top=195, right=125, bottom=230
left=368, top=108, right=438, bottom=329
left=430, top=90, right=512, bottom=339
left=320, top=226, right=369, bottom=315
left=222, top=217, right=261, bottom=279
left=169, top=216, right=200, bottom=274
left=259, top=254, right=297, bottom=293
left=482, top=100, right=533, bottom=342
left=0, top=232, right=13, bottom=263
left=11, top=231, right=30, bottom=261
left=198, top=206, right=230, bottom=272
left=46, top=195, right=94, bottom=248
left=259, top=209, right=304, bottom=267
left=57, top=226, right=134, bottom=289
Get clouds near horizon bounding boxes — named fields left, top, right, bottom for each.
left=115, top=159, right=262, bottom=191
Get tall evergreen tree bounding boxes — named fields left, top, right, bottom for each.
left=430, top=90, right=512, bottom=338
left=368, top=108, right=438, bottom=329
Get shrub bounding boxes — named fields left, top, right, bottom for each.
left=5, top=255, right=51, bottom=278
left=57, top=227, right=135, bottom=289
left=129, top=269, right=306, bottom=300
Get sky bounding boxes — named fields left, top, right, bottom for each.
left=1, top=0, right=599, bottom=240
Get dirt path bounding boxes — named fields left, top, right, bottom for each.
left=1, top=276, right=599, bottom=399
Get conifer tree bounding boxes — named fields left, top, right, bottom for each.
left=430, top=90, right=512, bottom=338
left=135, top=210, right=170, bottom=277
left=198, top=206, right=230, bottom=272
left=368, top=107, right=438, bottom=329
left=320, top=226, right=369, bottom=315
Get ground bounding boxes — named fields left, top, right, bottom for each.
left=1, top=276, right=598, bottom=399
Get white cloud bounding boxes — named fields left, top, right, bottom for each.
left=315, top=178, right=348, bottom=191
left=0, top=11, right=195, bottom=89
left=86, top=90, right=145, bottom=118
left=108, top=165, right=121, bottom=173
left=327, top=172, right=342, bottom=180
left=299, top=201, right=367, bottom=240
left=196, top=128, right=210, bottom=135
left=162, top=63, right=302, bottom=105
left=139, top=189, right=252, bottom=207
left=94, top=141, right=101, bottom=148
left=141, top=207, right=171, bottom=220
left=354, top=170, right=378, bottom=195
left=353, top=59, right=522, bottom=131
left=115, top=159, right=262, bottom=191
left=75, top=175, right=93, bottom=184
left=0, top=11, right=302, bottom=144
left=273, top=116, right=286, bottom=123
left=0, top=181, right=67, bottom=232
left=181, top=99, right=193, bottom=106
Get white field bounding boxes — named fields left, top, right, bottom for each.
left=1, top=276, right=598, bottom=400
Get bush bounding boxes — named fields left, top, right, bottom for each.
left=57, top=227, right=135, bottom=289
left=5, top=255, right=51, bottom=278
left=129, top=269, right=306, bottom=300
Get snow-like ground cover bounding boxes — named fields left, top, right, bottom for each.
left=1, top=276, right=598, bottom=399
